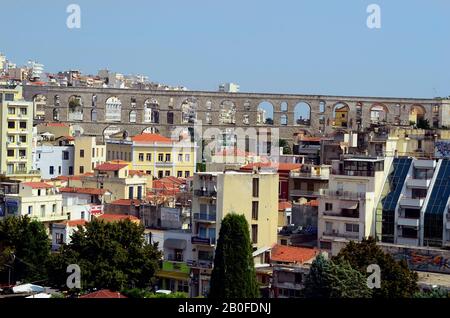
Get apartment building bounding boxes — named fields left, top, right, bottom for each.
left=0, top=86, right=36, bottom=180
left=190, top=170, right=279, bottom=297
left=376, top=157, right=450, bottom=248
left=106, top=133, right=196, bottom=179
left=0, top=181, right=65, bottom=231
left=289, top=164, right=330, bottom=203
left=318, top=156, right=389, bottom=255
left=74, top=136, right=106, bottom=174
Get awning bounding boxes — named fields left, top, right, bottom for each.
left=156, top=270, right=190, bottom=281
left=163, top=238, right=187, bottom=250
left=340, top=201, right=358, bottom=210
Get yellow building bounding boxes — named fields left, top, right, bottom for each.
left=333, top=105, right=349, bottom=127
left=190, top=170, right=279, bottom=297
left=106, top=133, right=196, bottom=179
left=74, top=136, right=106, bottom=174
left=1, top=181, right=66, bottom=232
left=0, top=85, right=38, bottom=181
left=37, top=122, right=74, bottom=138
left=75, top=160, right=148, bottom=203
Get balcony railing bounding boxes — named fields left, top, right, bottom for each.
left=290, top=171, right=329, bottom=180
left=322, top=231, right=359, bottom=239
left=290, top=190, right=321, bottom=197
left=193, top=213, right=216, bottom=222
left=319, top=189, right=365, bottom=200
left=191, top=236, right=216, bottom=245
left=323, top=211, right=360, bottom=218
left=194, top=190, right=217, bottom=198
left=187, top=259, right=213, bottom=269
left=332, top=170, right=376, bottom=177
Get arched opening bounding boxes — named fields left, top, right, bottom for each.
left=294, top=102, right=311, bottom=126
left=370, top=104, right=388, bottom=124
left=181, top=98, right=197, bottom=124
left=144, top=98, right=159, bottom=123
left=219, top=100, right=236, bottom=124
left=33, top=94, right=47, bottom=121
left=103, top=125, right=122, bottom=140
left=91, top=109, right=97, bottom=122
left=409, top=105, right=426, bottom=126
left=167, top=111, right=174, bottom=125
left=53, top=109, right=60, bottom=121
left=281, top=102, right=288, bottom=112
left=332, top=102, right=349, bottom=128
left=105, top=96, right=122, bottom=122
left=143, top=127, right=160, bottom=134
left=129, top=110, right=137, bottom=123
left=257, top=101, right=274, bottom=125
left=280, top=114, right=288, bottom=126
left=68, top=95, right=83, bottom=121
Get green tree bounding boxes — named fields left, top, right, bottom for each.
left=334, top=237, right=419, bottom=298
left=279, top=139, right=292, bottom=154
left=414, top=288, right=449, bottom=298
left=304, top=254, right=372, bottom=298
left=209, top=214, right=259, bottom=298
left=47, top=219, right=161, bottom=292
left=0, top=216, right=50, bottom=284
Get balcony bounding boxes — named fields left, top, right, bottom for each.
left=191, top=236, right=216, bottom=246
left=322, top=231, right=359, bottom=239
left=193, top=213, right=216, bottom=223
left=194, top=189, right=217, bottom=198
left=332, top=170, right=375, bottom=177
left=397, top=236, right=419, bottom=246
left=290, top=171, right=329, bottom=180
left=413, top=160, right=436, bottom=169
left=397, top=217, right=420, bottom=227
left=406, top=178, right=430, bottom=189
left=323, top=210, right=360, bottom=219
left=34, top=214, right=68, bottom=222
left=187, top=259, right=213, bottom=269
left=290, top=190, right=321, bottom=198
left=399, top=197, right=424, bottom=208
left=319, top=189, right=365, bottom=201
left=155, top=161, right=174, bottom=166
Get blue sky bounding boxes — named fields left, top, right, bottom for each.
left=2, top=0, right=449, bottom=97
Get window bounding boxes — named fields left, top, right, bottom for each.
left=58, top=166, right=61, bottom=174
left=252, top=178, right=259, bottom=197
left=158, top=171, right=163, bottom=178
left=251, top=225, right=258, bottom=244
left=79, top=166, right=84, bottom=174
left=177, top=171, right=183, bottom=178
left=19, top=135, right=26, bottom=142
left=7, top=135, right=14, bottom=143
left=80, top=149, right=85, bottom=158
left=40, top=205, right=45, bottom=217
left=20, top=108, right=27, bottom=115
left=69, top=166, right=73, bottom=175
left=52, top=204, right=56, bottom=213
left=28, top=206, right=32, bottom=215
left=345, top=223, right=359, bottom=233
left=165, top=170, right=170, bottom=176
left=92, top=148, right=95, bottom=157
left=81, top=211, right=85, bottom=219
left=165, top=154, right=171, bottom=162
left=146, top=170, right=151, bottom=175
left=56, top=233, right=64, bottom=244
left=37, top=189, right=41, bottom=196
left=252, top=201, right=259, bottom=220
left=129, top=186, right=134, bottom=199
left=178, top=154, right=183, bottom=162
left=158, top=154, right=164, bottom=162
left=7, top=149, right=14, bottom=157
left=8, top=107, right=15, bottom=114
left=146, top=153, right=151, bottom=161
left=325, top=203, right=333, bottom=211
left=5, top=93, right=14, bottom=101
left=185, top=171, right=190, bottom=178
left=139, top=153, right=144, bottom=161
left=325, top=221, right=332, bottom=233
left=185, top=154, right=190, bottom=162
left=49, top=166, right=54, bottom=175
left=62, top=151, right=69, bottom=160
left=8, top=121, right=14, bottom=129
left=19, top=121, right=26, bottom=129
left=19, top=149, right=26, bottom=157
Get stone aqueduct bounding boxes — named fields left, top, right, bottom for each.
left=23, top=85, right=447, bottom=144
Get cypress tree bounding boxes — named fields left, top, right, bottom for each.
left=209, top=214, right=259, bottom=298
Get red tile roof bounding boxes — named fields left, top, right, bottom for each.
left=271, top=245, right=317, bottom=264
left=129, top=170, right=145, bottom=177
left=298, top=136, right=322, bottom=142
left=301, top=200, right=319, bottom=207
left=240, top=162, right=302, bottom=172
left=132, top=133, right=172, bottom=143
left=45, top=123, right=68, bottom=127
left=22, top=182, right=53, bottom=189
left=109, top=199, right=142, bottom=206
left=97, top=214, right=139, bottom=222
left=95, top=162, right=128, bottom=171
left=278, top=201, right=292, bottom=211
left=66, top=219, right=87, bottom=227
left=79, top=289, right=127, bottom=298
left=59, top=187, right=107, bottom=195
